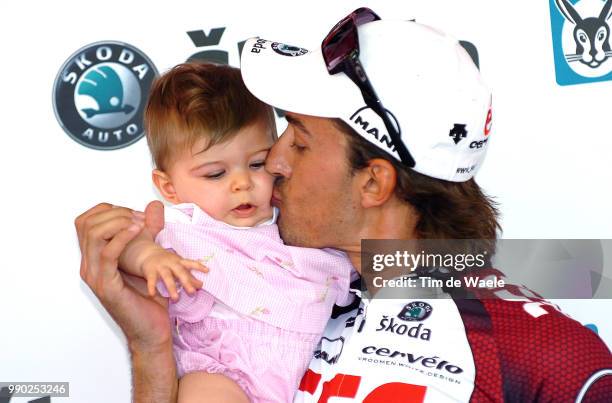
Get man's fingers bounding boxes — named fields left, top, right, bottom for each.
left=82, top=216, right=143, bottom=286
left=145, top=200, right=165, bottom=237
left=75, top=202, right=113, bottom=232
left=87, top=216, right=141, bottom=244
left=76, top=204, right=140, bottom=285
left=79, top=259, right=88, bottom=282
left=101, top=224, right=144, bottom=269
left=78, top=206, right=141, bottom=248
left=75, top=203, right=114, bottom=249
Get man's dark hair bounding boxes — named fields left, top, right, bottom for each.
left=335, top=119, right=501, bottom=240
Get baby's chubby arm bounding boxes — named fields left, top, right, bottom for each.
left=118, top=228, right=208, bottom=301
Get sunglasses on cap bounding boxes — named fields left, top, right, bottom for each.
left=321, top=7, right=416, bottom=168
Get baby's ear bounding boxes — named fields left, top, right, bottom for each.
left=152, top=169, right=179, bottom=204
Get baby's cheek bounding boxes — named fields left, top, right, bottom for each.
left=193, top=192, right=229, bottom=221
left=208, top=199, right=232, bottom=219
left=256, top=172, right=275, bottom=196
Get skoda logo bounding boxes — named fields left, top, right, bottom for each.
left=53, top=41, right=158, bottom=150
left=398, top=301, right=433, bottom=322
left=271, top=42, right=308, bottom=57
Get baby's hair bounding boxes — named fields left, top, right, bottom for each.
left=144, top=62, right=275, bottom=171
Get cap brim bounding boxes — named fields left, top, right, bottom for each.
left=240, top=38, right=364, bottom=119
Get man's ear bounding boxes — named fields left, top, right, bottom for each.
left=152, top=169, right=180, bottom=204
left=356, top=158, right=397, bottom=208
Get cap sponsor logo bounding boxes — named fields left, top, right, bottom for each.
left=469, top=138, right=488, bottom=149
left=456, top=164, right=477, bottom=175
left=349, top=106, right=400, bottom=155
left=449, top=124, right=468, bottom=145
left=271, top=42, right=308, bottom=57
left=468, top=100, right=492, bottom=149
left=250, top=38, right=269, bottom=54
left=484, top=104, right=493, bottom=137
left=53, top=41, right=157, bottom=150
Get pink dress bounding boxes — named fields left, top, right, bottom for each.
left=155, top=203, right=352, bottom=402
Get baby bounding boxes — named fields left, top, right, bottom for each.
left=118, top=62, right=353, bottom=403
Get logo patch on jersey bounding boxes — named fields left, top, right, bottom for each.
left=398, top=301, right=433, bottom=322
left=313, top=337, right=345, bottom=364
left=53, top=41, right=157, bottom=150
left=377, top=316, right=432, bottom=341
left=361, top=345, right=464, bottom=375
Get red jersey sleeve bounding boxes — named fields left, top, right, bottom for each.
left=482, top=298, right=612, bottom=402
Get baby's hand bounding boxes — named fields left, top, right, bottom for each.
left=141, top=249, right=208, bottom=301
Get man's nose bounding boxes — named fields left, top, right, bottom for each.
left=266, top=135, right=292, bottom=178
left=231, top=170, right=253, bottom=192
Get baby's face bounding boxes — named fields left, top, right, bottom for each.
left=167, top=119, right=275, bottom=227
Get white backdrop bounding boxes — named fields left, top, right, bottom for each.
left=1, top=1, right=611, bottom=402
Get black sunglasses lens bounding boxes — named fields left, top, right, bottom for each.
left=322, top=23, right=357, bottom=72
left=353, top=9, right=380, bottom=25
left=322, top=8, right=379, bottom=72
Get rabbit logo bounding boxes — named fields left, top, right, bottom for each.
left=53, top=41, right=158, bottom=150
left=550, top=0, right=612, bottom=84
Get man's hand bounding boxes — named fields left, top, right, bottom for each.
left=76, top=201, right=171, bottom=350
left=76, top=200, right=178, bottom=402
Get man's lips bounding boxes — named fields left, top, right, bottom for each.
left=271, top=191, right=282, bottom=207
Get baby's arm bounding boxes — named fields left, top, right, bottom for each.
left=119, top=228, right=208, bottom=300
left=118, top=227, right=158, bottom=278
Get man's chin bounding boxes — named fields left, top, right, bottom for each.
left=277, top=215, right=291, bottom=244
left=277, top=215, right=302, bottom=247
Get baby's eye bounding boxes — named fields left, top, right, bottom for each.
left=250, top=161, right=265, bottom=169
left=204, top=171, right=225, bottom=179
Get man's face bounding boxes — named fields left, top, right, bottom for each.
left=266, top=113, right=358, bottom=248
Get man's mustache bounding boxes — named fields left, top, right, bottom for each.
left=273, top=177, right=285, bottom=190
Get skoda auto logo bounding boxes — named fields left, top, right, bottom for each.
left=271, top=42, right=308, bottom=57
left=398, top=301, right=433, bottom=322
left=53, top=41, right=158, bottom=150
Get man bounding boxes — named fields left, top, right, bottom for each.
left=76, top=9, right=612, bottom=402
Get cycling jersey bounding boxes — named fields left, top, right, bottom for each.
left=294, top=276, right=612, bottom=402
